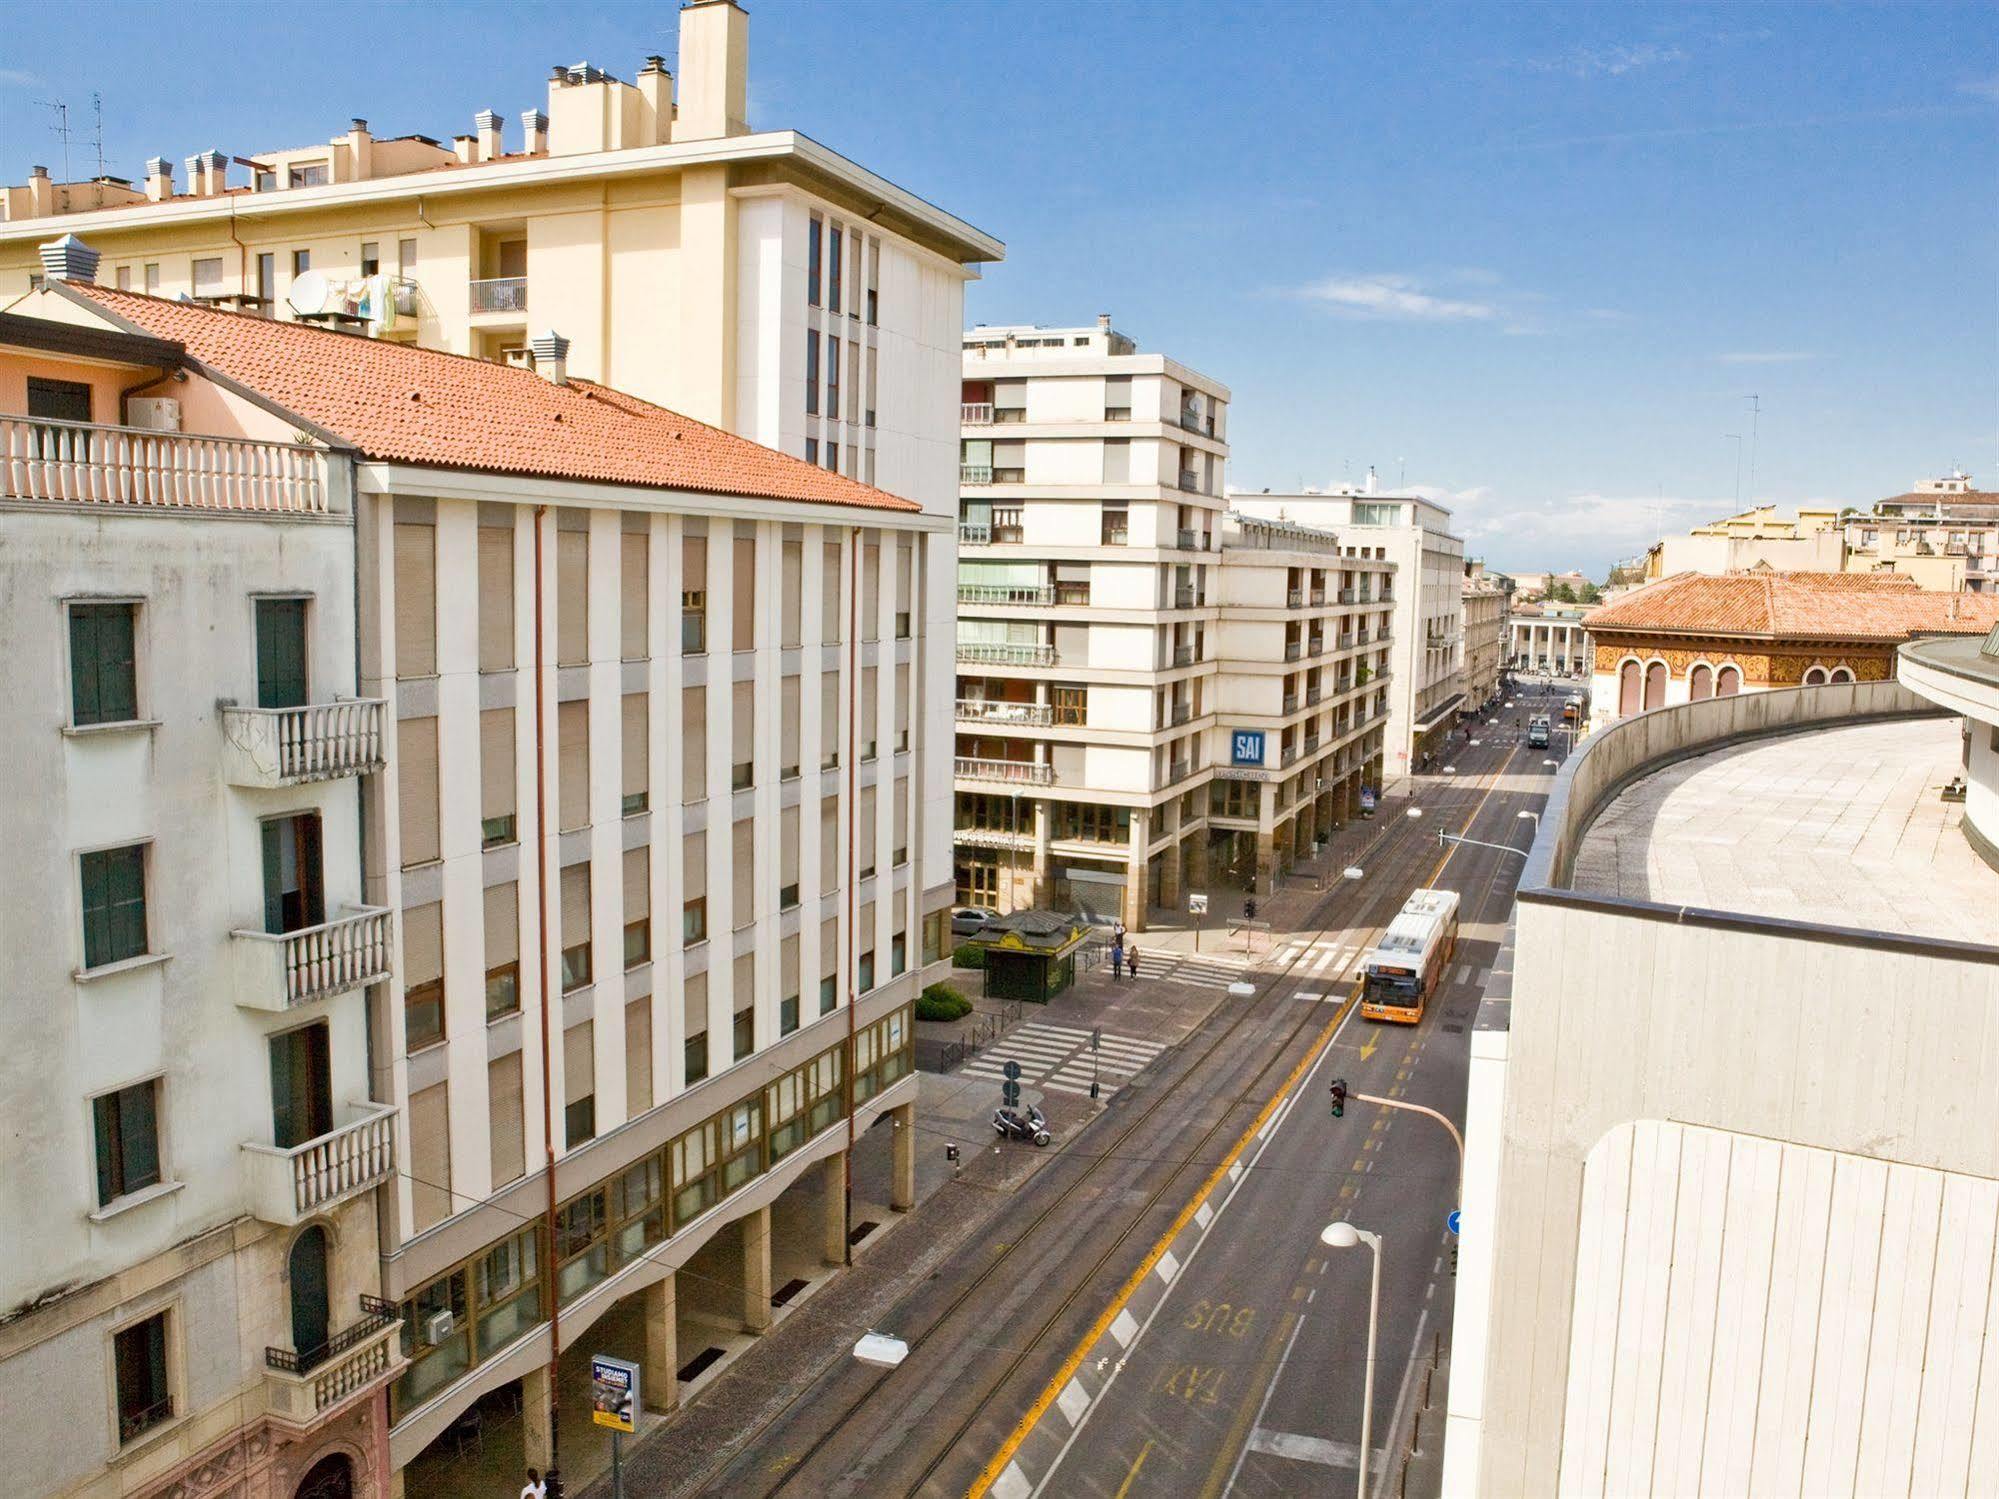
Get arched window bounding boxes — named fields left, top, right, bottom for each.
left=1618, top=659, right=1641, bottom=717
left=1829, top=666, right=1854, bottom=684
left=1643, top=660, right=1667, bottom=710
left=1688, top=663, right=1713, bottom=701
left=1716, top=665, right=1741, bottom=696
left=289, top=1225, right=330, bottom=1361
left=1803, top=666, right=1827, bottom=687
left=295, top=1454, right=354, bottom=1499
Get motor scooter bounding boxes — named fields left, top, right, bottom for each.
left=991, top=1103, right=1051, bottom=1147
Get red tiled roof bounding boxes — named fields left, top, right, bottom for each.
left=56, top=283, right=918, bottom=512
left=1584, top=570, right=1999, bottom=641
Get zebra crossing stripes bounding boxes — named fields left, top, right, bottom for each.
left=1042, top=1032, right=1166, bottom=1096
left=1153, top=953, right=1252, bottom=991
left=956, top=1021, right=1167, bottom=1100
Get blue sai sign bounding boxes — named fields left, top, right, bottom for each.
left=1230, top=730, right=1266, bottom=767
left=1447, top=1209, right=1461, bottom=1236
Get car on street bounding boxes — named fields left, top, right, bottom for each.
left=1527, top=715, right=1552, bottom=748
left=951, top=906, right=1000, bottom=938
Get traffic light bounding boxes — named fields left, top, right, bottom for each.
left=544, top=1470, right=566, bottom=1499
left=1245, top=897, right=1257, bottom=922
left=1330, top=1077, right=1347, bottom=1118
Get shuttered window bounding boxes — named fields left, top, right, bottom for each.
left=626, top=998, right=653, bottom=1115
left=404, top=901, right=444, bottom=1049
left=681, top=686, right=706, bottom=801
left=822, top=541, right=843, bottom=641
left=681, top=535, right=708, bottom=654
left=860, top=667, right=878, bottom=759
left=893, top=777, right=909, bottom=866
left=780, top=807, right=800, bottom=908
left=895, top=661, right=911, bottom=751
left=480, top=709, right=516, bottom=847
left=731, top=681, right=753, bottom=790
left=894, top=540, right=913, bottom=638
left=409, top=1081, right=451, bottom=1231
left=69, top=602, right=138, bottom=726
left=732, top=532, right=756, bottom=650
left=489, top=1054, right=525, bottom=1187
left=781, top=539, right=803, bottom=648
left=821, top=795, right=839, bottom=890
left=399, top=716, right=441, bottom=866
left=564, top=1021, right=595, bottom=1145
left=557, top=528, right=588, bottom=665
left=859, top=785, right=877, bottom=877
left=684, top=972, right=708, bottom=1083
left=561, top=863, right=592, bottom=991
left=733, top=953, right=755, bottom=1062
left=683, top=832, right=707, bottom=943
left=780, top=935, right=801, bottom=1034
left=862, top=541, right=880, bottom=642
left=621, top=531, right=649, bottom=660
left=478, top=524, right=514, bottom=671
left=623, top=847, right=650, bottom=968
left=485, top=881, right=519, bottom=1019
left=821, top=672, right=840, bottom=769
left=731, top=817, right=754, bottom=929
left=80, top=844, right=147, bottom=969
left=622, top=694, right=648, bottom=816
left=394, top=522, right=436, bottom=678
left=820, top=917, right=840, bottom=1015
left=780, top=676, right=801, bottom=779
left=558, top=700, right=589, bottom=831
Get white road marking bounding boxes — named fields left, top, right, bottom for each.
left=1055, top=1378, right=1089, bottom=1428
left=1109, top=1309, right=1139, bottom=1347
left=1244, top=1430, right=1368, bottom=1468
left=1157, top=1250, right=1180, bottom=1283
left=1224, top=1316, right=1307, bottom=1495
left=993, top=1462, right=1032, bottom=1499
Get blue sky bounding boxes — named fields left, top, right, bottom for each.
left=4, top=1, right=1993, bottom=574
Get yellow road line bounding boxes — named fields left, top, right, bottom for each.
left=1113, top=1439, right=1154, bottom=1499
left=965, top=743, right=1522, bottom=1498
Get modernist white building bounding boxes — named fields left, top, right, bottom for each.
left=1231, top=487, right=1464, bottom=772
left=1508, top=602, right=1591, bottom=677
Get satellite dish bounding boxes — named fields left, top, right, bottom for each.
left=287, top=269, right=329, bottom=316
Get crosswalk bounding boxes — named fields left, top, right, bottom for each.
left=1269, top=936, right=1369, bottom=986
left=1149, top=952, right=1253, bottom=992
left=958, top=1020, right=1168, bottom=1098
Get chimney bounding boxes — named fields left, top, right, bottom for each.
left=144, top=156, right=174, bottom=201
left=345, top=118, right=373, bottom=180
left=452, top=135, right=477, bottom=165
left=39, top=233, right=101, bottom=284
left=28, top=165, right=53, bottom=217
left=1364, top=465, right=1378, bottom=495
left=183, top=154, right=206, bottom=196
left=1096, top=313, right=1111, bottom=330
left=637, top=54, right=675, bottom=144
left=530, top=331, right=571, bottom=385
left=521, top=109, right=549, bottom=155
left=675, top=0, right=749, bottom=141
left=475, top=109, right=505, bottom=161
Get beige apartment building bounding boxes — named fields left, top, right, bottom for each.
left=9, top=260, right=942, bottom=1498
left=1461, top=560, right=1508, bottom=708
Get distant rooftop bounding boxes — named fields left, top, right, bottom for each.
left=1585, top=569, right=1999, bottom=640
left=1571, top=717, right=1997, bottom=944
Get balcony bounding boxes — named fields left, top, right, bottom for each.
left=1308, top=636, right=1326, bottom=658
left=469, top=276, right=527, bottom=314
left=1337, top=632, right=1356, bottom=652
left=2, top=415, right=330, bottom=513
left=232, top=906, right=393, bottom=1012
left=1174, top=584, right=1196, bottom=608
left=1177, top=528, right=1200, bottom=550
left=1284, top=640, right=1303, bottom=662
left=961, top=402, right=994, bottom=425
left=956, top=641, right=1056, bottom=667
left=1307, top=686, right=1324, bottom=705
left=1305, top=733, right=1321, bottom=754
left=1054, top=580, right=1092, bottom=606
left=265, top=1296, right=403, bottom=1432
left=1173, top=644, right=1196, bottom=668
left=1281, top=744, right=1300, bottom=768
left=959, top=583, right=1052, bottom=606
left=1339, top=587, right=1357, bottom=604
left=1287, top=589, right=1305, bottom=608
left=241, top=1100, right=396, bottom=1225
left=1101, top=522, right=1130, bottom=546
left=960, top=464, right=994, bottom=485
left=956, top=699, right=1053, bottom=726
left=958, top=522, right=991, bottom=545
left=1168, top=758, right=1192, bottom=783
left=221, top=699, right=386, bottom=787
left=1310, top=591, right=1327, bottom=607
left=955, top=757, right=1054, bottom=787
left=1282, top=694, right=1299, bottom=715
left=1177, top=471, right=1202, bottom=493
left=1169, top=702, right=1192, bottom=726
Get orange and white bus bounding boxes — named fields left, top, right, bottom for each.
left=1360, top=888, right=1460, bottom=1024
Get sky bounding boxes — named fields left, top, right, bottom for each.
left=4, top=1, right=1994, bottom=575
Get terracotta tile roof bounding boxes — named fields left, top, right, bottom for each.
left=57, top=283, right=918, bottom=513
left=1584, top=570, right=1999, bottom=641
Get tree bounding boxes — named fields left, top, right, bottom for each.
left=1548, top=581, right=1576, bottom=603
left=1576, top=580, right=1602, bottom=604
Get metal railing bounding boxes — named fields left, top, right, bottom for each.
left=1281, top=744, right=1300, bottom=767
left=956, top=698, right=1052, bottom=725
left=960, top=464, right=994, bottom=485
left=1173, top=644, right=1196, bottom=667
left=2, top=416, right=327, bottom=513
left=1169, top=758, right=1192, bottom=783
left=241, top=1100, right=396, bottom=1223
left=221, top=699, right=385, bottom=786
left=958, top=583, right=1051, bottom=606
left=961, top=402, right=994, bottom=424
left=1169, top=702, right=1192, bottom=726
left=1054, top=580, right=1092, bottom=606
left=1310, top=591, right=1327, bottom=607
left=1307, top=686, right=1323, bottom=705
left=1304, top=733, right=1321, bottom=754
left=1284, top=640, right=1303, bottom=661
left=1101, top=524, right=1130, bottom=546
left=232, top=906, right=393, bottom=1011
left=1177, top=528, right=1199, bottom=550
left=469, top=275, right=527, bottom=313
left=266, top=1296, right=398, bottom=1376
left=1287, top=589, right=1305, bottom=608
left=1178, top=471, right=1202, bottom=493
left=1282, top=694, right=1300, bottom=715
left=1339, top=587, right=1357, bottom=603
left=939, top=998, right=1025, bottom=1073
left=955, top=641, right=1055, bottom=667
left=1337, top=632, right=1356, bottom=651
left=955, top=757, right=1054, bottom=786
left=1174, top=585, right=1195, bottom=608
left=958, top=522, right=991, bottom=544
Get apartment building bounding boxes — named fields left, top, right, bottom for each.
left=1231, top=488, right=1465, bottom=772
left=952, top=319, right=1234, bottom=926
left=9, top=258, right=944, bottom=1497
left=1461, top=560, right=1509, bottom=709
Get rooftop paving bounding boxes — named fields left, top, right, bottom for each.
left=1571, top=715, right=1998, bottom=944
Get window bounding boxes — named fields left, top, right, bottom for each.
left=683, top=897, right=706, bottom=945
left=114, top=1312, right=172, bottom=1444
left=556, top=526, right=588, bottom=665
left=404, top=902, right=445, bottom=1050
left=828, top=225, right=843, bottom=313
left=857, top=948, right=875, bottom=993
left=80, top=844, right=147, bottom=969
left=270, top=1022, right=333, bottom=1149
left=69, top=602, right=138, bottom=726
left=622, top=693, right=648, bottom=817
left=820, top=971, right=837, bottom=1016
left=191, top=257, right=224, bottom=297
left=143, top=263, right=159, bottom=294
left=805, top=331, right=820, bottom=416
left=361, top=241, right=381, bottom=277
left=398, top=238, right=417, bottom=277
left=805, top=438, right=819, bottom=466
left=393, top=522, right=437, bottom=677
left=93, top=1079, right=161, bottom=1205
left=478, top=523, right=514, bottom=671
left=474, top=1229, right=539, bottom=1357
left=256, top=253, right=275, bottom=301
left=825, top=445, right=838, bottom=473
left=780, top=993, right=800, bottom=1035
left=481, top=709, right=517, bottom=847
left=623, top=847, right=650, bottom=969
left=827, top=336, right=841, bottom=420
left=732, top=680, right=754, bottom=790
left=116, top=265, right=131, bottom=291
left=292, top=248, right=311, bottom=276
left=561, top=864, right=592, bottom=992
left=261, top=813, right=324, bottom=934
left=398, top=716, right=441, bottom=866
left=807, top=216, right=822, bottom=306
left=485, top=882, right=519, bottom=1019
left=554, top=1184, right=608, bottom=1302
left=564, top=1023, right=596, bottom=1151
left=291, top=163, right=328, bottom=188
left=558, top=700, right=589, bottom=831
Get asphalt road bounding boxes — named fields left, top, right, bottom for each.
left=611, top=684, right=1566, bottom=1499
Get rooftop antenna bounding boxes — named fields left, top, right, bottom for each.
left=1744, top=393, right=1761, bottom=501
left=38, top=96, right=73, bottom=188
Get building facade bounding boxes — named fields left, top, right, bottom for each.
left=1507, top=602, right=1591, bottom=677
left=1231, top=489, right=1463, bottom=772
left=1460, top=561, right=1509, bottom=708
left=12, top=251, right=950, bottom=1498
left=1582, top=571, right=1998, bottom=732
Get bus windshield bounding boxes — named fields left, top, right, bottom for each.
left=1365, top=969, right=1420, bottom=1005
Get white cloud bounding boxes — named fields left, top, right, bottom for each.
left=1713, top=351, right=1815, bottom=365
left=1527, top=42, right=1689, bottom=78
left=0, top=67, right=42, bottom=88
left=1962, top=73, right=1999, bottom=104
left=1405, top=485, right=1728, bottom=571
left=1296, top=273, right=1498, bottom=323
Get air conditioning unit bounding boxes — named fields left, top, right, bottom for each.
left=127, top=397, right=181, bottom=433
left=424, top=1309, right=456, bottom=1347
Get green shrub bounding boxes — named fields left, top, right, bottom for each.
left=916, top=983, right=973, bottom=1022
left=952, top=942, right=986, bottom=970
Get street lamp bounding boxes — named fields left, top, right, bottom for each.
left=1517, top=810, right=1540, bottom=830
left=1321, top=1221, right=1383, bottom=1499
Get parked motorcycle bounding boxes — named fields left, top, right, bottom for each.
left=992, top=1103, right=1052, bottom=1147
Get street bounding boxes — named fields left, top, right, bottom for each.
left=600, top=685, right=1568, bottom=1499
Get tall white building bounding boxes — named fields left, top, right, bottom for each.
left=1231, top=488, right=1465, bottom=772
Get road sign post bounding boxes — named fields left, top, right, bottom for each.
left=1002, top=1058, right=1021, bottom=1110
left=590, top=1354, right=640, bottom=1499
left=1090, top=1026, right=1101, bottom=1100
left=1189, top=892, right=1208, bottom=952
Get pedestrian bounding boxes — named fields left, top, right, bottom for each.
left=1127, top=943, right=1140, bottom=980
left=522, top=1469, right=547, bottom=1499
left=1110, top=937, right=1124, bottom=980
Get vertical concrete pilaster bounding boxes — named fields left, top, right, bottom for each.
left=522, top=1364, right=554, bottom=1471
left=642, top=1274, right=679, bottom=1413
left=822, top=1153, right=848, bottom=1262
left=742, top=1205, right=772, bottom=1333
left=891, top=1103, right=916, bottom=1211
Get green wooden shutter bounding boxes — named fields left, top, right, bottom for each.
left=262, top=822, right=284, bottom=934
left=69, top=604, right=136, bottom=726
left=108, top=847, right=146, bottom=963
left=70, top=607, right=101, bottom=725
left=93, top=1093, right=117, bottom=1203
left=256, top=599, right=308, bottom=709
left=122, top=1083, right=158, bottom=1192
